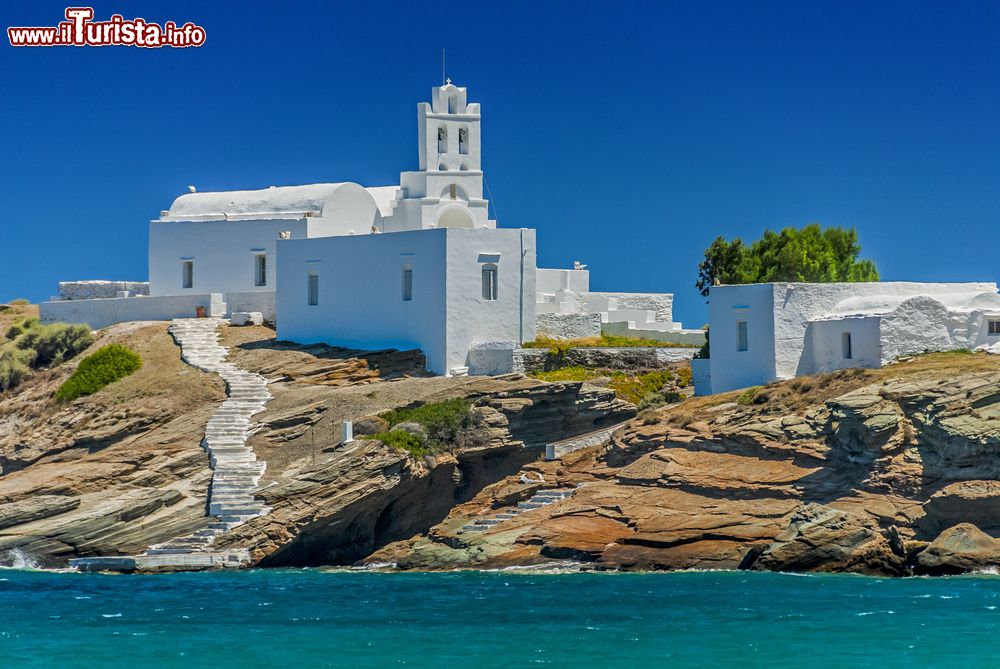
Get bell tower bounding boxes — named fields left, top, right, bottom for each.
left=387, top=81, right=494, bottom=232
left=417, top=80, right=481, bottom=172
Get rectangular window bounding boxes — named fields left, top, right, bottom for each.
left=254, top=254, right=267, bottom=287
left=482, top=265, right=498, bottom=301
left=989, top=319, right=1000, bottom=336
left=736, top=320, right=748, bottom=352
left=842, top=332, right=853, bottom=359
left=402, top=268, right=413, bottom=301
left=307, top=273, right=319, bottom=306
left=182, top=260, right=193, bottom=289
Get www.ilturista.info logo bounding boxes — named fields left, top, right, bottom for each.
left=8, top=7, right=206, bottom=48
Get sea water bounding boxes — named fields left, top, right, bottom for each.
left=0, top=568, right=997, bottom=668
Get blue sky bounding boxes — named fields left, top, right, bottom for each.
left=2, top=1, right=999, bottom=325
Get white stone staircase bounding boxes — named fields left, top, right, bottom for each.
left=144, top=318, right=271, bottom=557
left=461, top=488, right=577, bottom=533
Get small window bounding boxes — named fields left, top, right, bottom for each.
left=450, top=183, right=457, bottom=200
left=402, top=268, right=413, bottom=301
left=482, top=264, right=498, bottom=301
left=736, top=320, right=748, bottom=352
left=254, top=254, right=267, bottom=287
left=842, top=332, right=853, bottom=359
left=307, top=273, right=319, bottom=306
left=989, top=319, right=1000, bottom=336
left=182, top=260, right=193, bottom=289
left=437, top=127, right=447, bottom=153
left=458, top=127, right=468, bottom=154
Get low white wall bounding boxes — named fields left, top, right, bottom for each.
left=536, top=313, right=602, bottom=340
left=602, top=321, right=707, bottom=346
left=467, top=341, right=518, bottom=376
left=40, top=294, right=225, bottom=329
left=536, top=268, right=590, bottom=295
left=58, top=281, right=149, bottom=300
left=225, top=291, right=276, bottom=323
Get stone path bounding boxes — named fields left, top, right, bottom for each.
left=461, top=488, right=577, bottom=533
left=71, top=318, right=271, bottom=571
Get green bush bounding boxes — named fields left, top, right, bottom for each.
left=637, top=390, right=683, bottom=411
left=16, top=323, right=94, bottom=367
left=55, top=344, right=142, bottom=402
left=4, top=317, right=38, bottom=341
left=529, top=366, right=601, bottom=383
left=736, top=386, right=762, bottom=406
left=379, top=398, right=484, bottom=454
left=0, top=347, right=33, bottom=392
left=360, top=430, right=429, bottom=457
left=608, top=369, right=675, bottom=405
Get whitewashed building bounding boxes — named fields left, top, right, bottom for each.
left=694, top=281, right=1000, bottom=395
left=39, top=80, right=688, bottom=375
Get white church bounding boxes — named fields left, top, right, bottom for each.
left=41, top=81, right=694, bottom=375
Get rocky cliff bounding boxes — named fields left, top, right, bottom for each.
left=0, top=320, right=632, bottom=568
left=370, top=353, right=1000, bottom=576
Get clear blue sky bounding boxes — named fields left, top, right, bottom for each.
left=3, top=1, right=999, bottom=325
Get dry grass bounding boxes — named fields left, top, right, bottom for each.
left=0, top=302, right=39, bottom=341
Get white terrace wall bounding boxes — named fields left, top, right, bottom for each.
left=536, top=313, right=601, bottom=340
left=224, top=291, right=276, bottom=323
left=40, top=294, right=225, bottom=330
left=585, top=292, right=674, bottom=323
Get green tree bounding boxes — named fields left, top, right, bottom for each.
left=696, top=224, right=878, bottom=297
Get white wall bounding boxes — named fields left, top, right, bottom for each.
left=276, top=228, right=536, bottom=375
left=444, top=228, right=536, bottom=373
left=225, top=291, right=276, bottom=323
left=40, top=293, right=225, bottom=329
left=806, top=316, right=882, bottom=373
left=707, top=283, right=777, bottom=393
left=537, top=313, right=602, bottom=339
left=536, top=268, right=590, bottom=296
left=148, top=218, right=308, bottom=296
left=276, top=229, right=449, bottom=371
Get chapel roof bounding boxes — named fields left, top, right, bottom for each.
left=164, top=182, right=365, bottom=221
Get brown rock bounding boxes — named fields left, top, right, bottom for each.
left=915, top=523, right=1000, bottom=575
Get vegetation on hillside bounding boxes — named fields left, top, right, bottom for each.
left=530, top=365, right=690, bottom=409
left=56, top=344, right=142, bottom=402
left=0, top=316, right=94, bottom=392
left=696, top=224, right=879, bottom=297
left=363, top=397, right=487, bottom=457
left=523, top=334, right=699, bottom=354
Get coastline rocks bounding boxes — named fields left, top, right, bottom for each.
left=749, top=503, right=905, bottom=575
left=915, top=523, right=1000, bottom=575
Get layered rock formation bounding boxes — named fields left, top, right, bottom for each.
left=372, top=356, right=1000, bottom=575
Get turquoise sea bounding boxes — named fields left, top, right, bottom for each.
left=0, top=568, right=998, bottom=668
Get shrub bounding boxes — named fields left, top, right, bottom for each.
left=380, top=398, right=482, bottom=453
left=361, top=430, right=428, bottom=457
left=17, top=323, right=94, bottom=368
left=8, top=299, right=29, bottom=306
left=55, top=344, right=142, bottom=402
left=0, top=347, right=33, bottom=392
left=529, top=366, right=601, bottom=383
left=736, top=386, right=762, bottom=406
left=608, top=369, right=675, bottom=405
left=5, top=317, right=38, bottom=341
left=637, top=390, right=683, bottom=411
